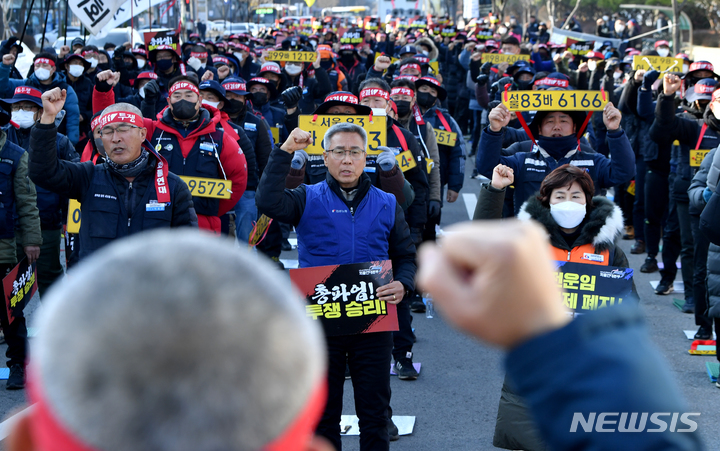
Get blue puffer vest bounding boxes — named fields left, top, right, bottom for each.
left=296, top=181, right=396, bottom=268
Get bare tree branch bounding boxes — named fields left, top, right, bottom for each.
left=562, top=0, right=582, bottom=30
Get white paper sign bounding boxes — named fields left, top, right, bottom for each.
left=70, top=0, right=125, bottom=35
left=98, top=0, right=169, bottom=37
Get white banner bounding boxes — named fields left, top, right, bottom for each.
left=99, top=0, right=170, bottom=36
left=70, top=0, right=125, bottom=35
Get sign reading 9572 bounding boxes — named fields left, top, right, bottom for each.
left=298, top=115, right=386, bottom=155
left=502, top=90, right=608, bottom=112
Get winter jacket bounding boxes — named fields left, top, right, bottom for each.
left=256, top=146, right=416, bottom=292
left=65, top=73, right=94, bottom=138
left=5, top=125, right=79, bottom=230
left=287, top=66, right=333, bottom=114
left=230, top=110, right=272, bottom=178
left=476, top=127, right=635, bottom=215
left=0, top=64, right=81, bottom=142
left=337, top=58, right=367, bottom=95
left=0, top=130, right=41, bottom=264
left=699, top=148, right=720, bottom=318
left=397, top=113, right=441, bottom=202
left=421, top=106, right=466, bottom=193
left=28, top=123, right=195, bottom=259
left=239, top=59, right=261, bottom=82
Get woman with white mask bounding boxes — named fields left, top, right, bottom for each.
left=61, top=54, right=94, bottom=129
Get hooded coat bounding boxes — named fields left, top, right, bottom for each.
left=415, top=38, right=439, bottom=62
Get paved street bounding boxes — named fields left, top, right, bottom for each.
left=0, top=158, right=719, bottom=449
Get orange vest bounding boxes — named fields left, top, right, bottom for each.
left=551, top=244, right=610, bottom=266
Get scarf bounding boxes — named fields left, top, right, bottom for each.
left=537, top=135, right=578, bottom=161
left=106, top=149, right=149, bottom=178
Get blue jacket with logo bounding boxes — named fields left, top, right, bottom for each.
left=256, top=146, right=416, bottom=291
left=476, top=126, right=635, bottom=215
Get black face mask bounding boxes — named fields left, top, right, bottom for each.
left=395, top=100, right=411, bottom=117
left=171, top=99, right=198, bottom=120
left=224, top=98, right=246, bottom=117
left=340, top=54, right=355, bottom=65
left=516, top=80, right=533, bottom=91
left=416, top=92, right=436, bottom=109
left=320, top=60, right=333, bottom=70
left=156, top=59, right=174, bottom=72
left=252, top=92, right=268, bottom=107
left=97, top=62, right=111, bottom=71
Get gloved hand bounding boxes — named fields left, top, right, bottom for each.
left=376, top=146, right=397, bottom=171
left=487, top=100, right=501, bottom=111
left=428, top=200, right=441, bottom=219
left=187, top=56, right=202, bottom=71
left=642, top=70, right=660, bottom=91
left=95, top=77, right=113, bottom=93
left=476, top=73, right=489, bottom=86
left=481, top=61, right=492, bottom=75
left=490, top=76, right=513, bottom=97
left=291, top=149, right=308, bottom=169
left=281, top=86, right=303, bottom=110
left=142, top=80, right=160, bottom=103
left=704, top=186, right=713, bottom=203
left=410, top=227, right=423, bottom=245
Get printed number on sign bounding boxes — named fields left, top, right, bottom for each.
left=298, top=115, right=387, bottom=155
left=265, top=51, right=317, bottom=62
left=691, top=150, right=711, bottom=167
left=66, top=199, right=81, bottom=234
left=395, top=150, right=417, bottom=172
left=180, top=176, right=232, bottom=199
left=433, top=128, right=457, bottom=146
left=502, top=90, right=607, bottom=112
left=480, top=53, right=530, bottom=64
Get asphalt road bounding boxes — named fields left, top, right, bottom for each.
left=0, top=158, right=719, bottom=449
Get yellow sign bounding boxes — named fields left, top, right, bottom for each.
left=502, top=90, right=608, bottom=112
left=632, top=55, right=683, bottom=73
left=266, top=51, right=318, bottom=62
left=298, top=115, right=386, bottom=155
left=373, top=54, right=438, bottom=74
left=481, top=53, right=530, bottom=65
left=691, top=149, right=711, bottom=167
left=304, top=0, right=316, bottom=7
left=433, top=128, right=457, bottom=146
left=67, top=199, right=81, bottom=234
left=396, top=150, right=417, bottom=172
left=270, top=127, right=280, bottom=143
left=426, top=157, right=434, bottom=174
left=179, top=176, right=232, bottom=199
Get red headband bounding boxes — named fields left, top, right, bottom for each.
left=260, top=64, right=282, bottom=74
left=339, top=44, right=355, bottom=51
left=325, top=93, right=358, bottom=104
left=97, top=111, right=142, bottom=129
left=14, top=86, right=41, bottom=98
left=236, top=44, right=250, bottom=53
left=395, top=75, right=418, bottom=82
left=690, top=62, right=714, bottom=72
left=35, top=58, right=55, bottom=67
left=213, top=56, right=230, bottom=65
left=224, top=82, right=247, bottom=92
left=169, top=82, right=200, bottom=95
left=696, top=83, right=716, bottom=94
left=400, top=63, right=421, bottom=73
left=419, top=76, right=441, bottom=87
left=713, top=90, right=720, bottom=102
left=90, top=115, right=102, bottom=130
left=535, top=77, right=569, bottom=88
left=359, top=88, right=389, bottom=101
left=190, top=52, right=208, bottom=59
left=137, top=71, right=158, bottom=80
left=391, top=87, right=415, bottom=97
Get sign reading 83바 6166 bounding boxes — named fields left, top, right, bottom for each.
left=298, top=115, right=386, bottom=155
left=265, top=51, right=318, bottom=62
left=502, top=90, right=608, bottom=112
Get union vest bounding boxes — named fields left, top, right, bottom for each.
left=151, top=127, right=224, bottom=217
left=551, top=244, right=611, bottom=266
left=0, top=142, right=24, bottom=239
left=296, top=182, right=396, bottom=268
left=78, top=165, right=180, bottom=259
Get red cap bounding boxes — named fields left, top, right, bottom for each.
left=654, top=40, right=670, bottom=48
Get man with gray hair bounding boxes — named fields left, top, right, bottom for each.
left=256, top=124, right=417, bottom=451
left=6, top=230, right=334, bottom=451
left=28, top=88, right=197, bottom=260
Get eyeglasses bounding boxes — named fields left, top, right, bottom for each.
left=327, top=148, right=366, bottom=160
left=11, top=105, right=38, bottom=112
left=100, top=125, right=139, bottom=136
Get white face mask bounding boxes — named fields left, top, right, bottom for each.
left=86, top=57, right=98, bottom=68
left=107, top=50, right=114, bottom=58
left=11, top=110, right=36, bottom=129
left=234, top=52, right=245, bottom=62
left=285, top=64, right=302, bottom=76
left=613, top=71, right=622, bottom=80
left=616, top=25, right=625, bottom=33
left=68, top=64, right=84, bottom=78
left=137, top=59, right=146, bottom=69
left=202, top=99, right=220, bottom=109
left=310, top=40, right=318, bottom=48
left=603, top=16, right=609, bottom=22
left=35, top=68, right=51, bottom=81
left=498, top=27, right=508, bottom=35
left=421, top=49, right=429, bottom=56
left=550, top=201, right=587, bottom=229
left=139, top=84, right=146, bottom=99
left=683, top=63, right=689, bottom=73
left=657, top=48, right=670, bottom=58
left=587, top=60, right=597, bottom=72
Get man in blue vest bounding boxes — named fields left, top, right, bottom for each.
left=256, top=123, right=416, bottom=451
left=29, top=88, right=197, bottom=261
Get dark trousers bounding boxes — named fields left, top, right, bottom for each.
left=471, top=109, right=483, bottom=155
left=644, top=169, right=669, bottom=257
left=675, top=200, right=695, bottom=301
left=660, top=195, right=681, bottom=282
left=632, top=158, right=646, bottom=242
left=0, top=263, right=26, bottom=367
left=17, top=229, right=63, bottom=298
left=454, top=94, right=470, bottom=135
left=690, top=214, right=712, bottom=329
left=392, top=294, right=414, bottom=362
left=317, top=332, right=392, bottom=451
left=615, top=182, right=634, bottom=227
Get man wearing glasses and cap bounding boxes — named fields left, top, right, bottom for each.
left=256, top=123, right=416, bottom=451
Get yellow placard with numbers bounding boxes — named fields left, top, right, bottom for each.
left=66, top=199, right=81, bottom=234
left=481, top=53, right=530, bottom=65
left=691, top=149, right=712, bottom=167
left=298, top=115, right=386, bottom=155
left=265, top=51, right=318, bottom=62
left=270, top=127, right=280, bottom=143
left=502, top=90, right=608, bottom=112
left=632, top=55, right=683, bottom=73
left=433, top=128, right=457, bottom=146
left=425, top=157, right=434, bottom=174
left=395, top=150, right=417, bottom=172
left=179, top=176, right=232, bottom=199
